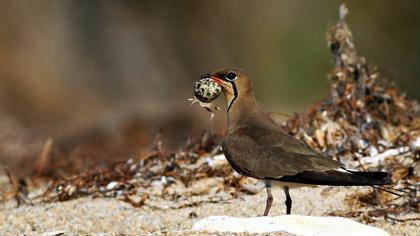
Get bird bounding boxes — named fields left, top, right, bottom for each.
left=204, top=68, right=393, bottom=216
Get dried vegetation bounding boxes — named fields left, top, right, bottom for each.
left=1, top=4, right=419, bottom=225
left=283, top=5, right=419, bottom=220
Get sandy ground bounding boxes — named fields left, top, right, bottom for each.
left=1, top=174, right=419, bottom=236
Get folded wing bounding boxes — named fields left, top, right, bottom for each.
left=222, top=126, right=342, bottom=179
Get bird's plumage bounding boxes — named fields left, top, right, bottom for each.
left=222, top=125, right=342, bottom=179
left=207, top=68, right=393, bottom=215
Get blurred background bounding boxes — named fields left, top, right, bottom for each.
left=0, top=0, right=419, bottom=175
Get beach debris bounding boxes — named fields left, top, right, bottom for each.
left=283, top=3, right=419, bottom=219
left=4, top=167, right=32, bottom=206
left=40, top=132, right=246, bottom=209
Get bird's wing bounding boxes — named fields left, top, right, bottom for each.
left=222, top=126, right=342, bottom=179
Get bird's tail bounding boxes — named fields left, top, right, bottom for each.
left=276, top=168, right=392, bottom=186
left=342, top=169, right=392, bottom=185
left=273, top=168, right=408, bottom=197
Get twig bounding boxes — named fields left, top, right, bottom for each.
left=386, top=215, right=420, bottom=222
left=4, top=167, right=16, bottom=188
left=33, top=138, right=53, bottom=176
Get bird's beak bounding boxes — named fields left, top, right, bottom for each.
left=210, top=76, right=224, bottom=85
left=210, top=76, right=232, bottom=94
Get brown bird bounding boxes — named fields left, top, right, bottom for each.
left=204, top=68, right=392, bottom=216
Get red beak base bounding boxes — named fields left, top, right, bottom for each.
left=211, top=76, right=223, bottom=84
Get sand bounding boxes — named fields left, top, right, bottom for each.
left=0, top=175, right=418, bottom=235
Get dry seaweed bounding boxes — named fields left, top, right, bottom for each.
left=283, top=4, right=419, bottom=220
left=38, top=132, right=251, bottom=209
left=4, top=167, right=32, bottom=206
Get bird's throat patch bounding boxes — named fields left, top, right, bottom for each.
left=228, top=81, right=238, bottom=112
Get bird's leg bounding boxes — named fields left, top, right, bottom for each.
left=263, top=182, right=273, bottom=216
left=283, top=186, right=292, bottom=214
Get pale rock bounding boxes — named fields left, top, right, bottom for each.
left=106, top=181, right=119, bottom=190
left=192, top=215, right=390, bottom=236
left=41, top=230, right=65, bottom=236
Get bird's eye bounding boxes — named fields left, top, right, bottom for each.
left=225, top=72, right=237, bottom=81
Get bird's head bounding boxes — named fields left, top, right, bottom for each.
left=202, top=68, right=255, bottom=111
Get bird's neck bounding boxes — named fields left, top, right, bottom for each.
left=226, top=89, right=258, bottom=133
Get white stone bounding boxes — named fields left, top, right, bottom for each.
left=41, top=230, right=65, bottom=236
left=106, top=181, right=119, bottom=190
left=192, top=215, right=389, bottom=236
